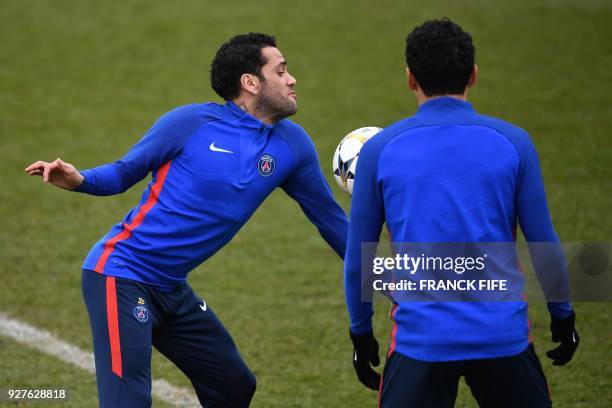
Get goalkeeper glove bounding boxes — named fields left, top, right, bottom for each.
left=350, top=330, right=381, bottom=390
left=546, top=310, right=580, bottom=366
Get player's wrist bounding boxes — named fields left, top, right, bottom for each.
left=550, top=310, right=576, bottom=340
left=350, top=329, right=375, bottom=346
left=547, top=301, right=572, bottom=319
left=75, top=172, right=85, bottom=187
left=349, top=329, right=379, bottom=358
left=70, top=171, right=87, bottom=192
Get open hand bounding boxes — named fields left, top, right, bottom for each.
left=25, top=158, right=84, bottom=190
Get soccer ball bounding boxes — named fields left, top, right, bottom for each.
left=332, top=126, right=383, bottom=195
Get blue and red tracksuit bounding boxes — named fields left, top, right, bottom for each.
left=76, top=101, right=347, bottom=407
left=344, top=97, right=571, bottom=405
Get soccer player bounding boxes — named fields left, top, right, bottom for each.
left=344, top=19, right=579, bottom=407
left=25, top=33, right=347, bottom=407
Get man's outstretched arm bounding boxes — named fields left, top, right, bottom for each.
left=25, top=105, right=206, bottom=195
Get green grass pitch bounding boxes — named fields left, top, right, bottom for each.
left=1, top=0, right=610, bottom=406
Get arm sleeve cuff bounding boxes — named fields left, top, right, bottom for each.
left=71, top=170, right=93, bottom=193
left=547, top=302, right=572, bottom=319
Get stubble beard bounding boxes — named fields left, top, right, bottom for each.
left=255, top=87, right=297, bottom=123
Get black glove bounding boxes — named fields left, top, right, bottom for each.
left=546, top=310, right=580, bottom=366
left=350, top=330, right=381, bottom=390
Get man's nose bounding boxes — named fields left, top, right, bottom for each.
left=287, top=73, right=296, bottom=86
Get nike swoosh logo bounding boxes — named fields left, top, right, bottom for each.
left=209, top=142, right=234, bottom=154
left=199, top=300, right=207, bottom=311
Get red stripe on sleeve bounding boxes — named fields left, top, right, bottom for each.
left=94, top=161, right=172, bottom=273
left=106, top=277, right=122, bottom=377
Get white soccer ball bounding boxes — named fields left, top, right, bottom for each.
left=332, top=126, right=383, bottom=195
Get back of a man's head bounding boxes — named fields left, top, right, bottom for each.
left=210, top=32, right=277, bottom=101
left=405, top=18, right=475, bottom=97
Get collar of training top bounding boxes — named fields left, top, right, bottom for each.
left=417, top=96, right=475, bottom=115
left=225, top=100, right=277, bottom=132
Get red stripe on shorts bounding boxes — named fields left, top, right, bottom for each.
left=106, top=277, right=122, bottom=377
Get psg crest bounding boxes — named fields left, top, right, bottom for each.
left=257, top=154, right=275, bottom=177
left=133, top=305, right=148, bottom=323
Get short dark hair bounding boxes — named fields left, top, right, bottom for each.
left=210, top=32, right=277, bottom=100
left=405, top=18, right=475, bottom=96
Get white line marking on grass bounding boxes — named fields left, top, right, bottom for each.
left=0, top=312, right=200, bottom=407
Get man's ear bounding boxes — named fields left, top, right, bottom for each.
left=406, top=67, right=419, bottom=91
left=240, top=73, right=261, bottom=95
left=467, top=64, right=478, bottom=89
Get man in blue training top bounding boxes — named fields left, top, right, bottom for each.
left=26, top=33, right=347, bottom=407
left=344, top=19, right=579, bottom=407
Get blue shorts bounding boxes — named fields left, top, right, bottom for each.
left=81, top=269, right=256, bottom=407
left=380, top=344, right=551, bottom=408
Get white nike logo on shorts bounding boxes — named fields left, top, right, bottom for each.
left=199, top=300, right=207, bottom=311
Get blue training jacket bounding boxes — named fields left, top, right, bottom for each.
left=75, top=101, right=347, bottom=290
left=344, top=97, right=571, bottom=361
